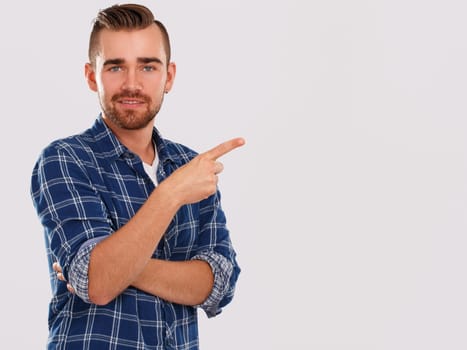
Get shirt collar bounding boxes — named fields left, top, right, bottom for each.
left=152, top=127, right=189, bottom=167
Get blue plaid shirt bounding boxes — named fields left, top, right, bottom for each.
left=31, top=116, right=240, bottom=349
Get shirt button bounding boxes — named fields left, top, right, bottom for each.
left=123, top=152, right=135, bottom=159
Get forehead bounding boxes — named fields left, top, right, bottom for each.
left=96, top=24, right=166, bottom=62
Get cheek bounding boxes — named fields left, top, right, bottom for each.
left=96, top=83, right=108, bottom=102
left=144, top=72, right=167, bottom=89
left=98, top=76, right=119, bottom=98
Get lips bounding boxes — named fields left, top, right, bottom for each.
left=112, top=93, right=150, bottom=105
left=119, top=99, right=144, bottom=105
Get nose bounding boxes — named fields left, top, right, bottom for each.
left=122, top=69, right=142, bottom=91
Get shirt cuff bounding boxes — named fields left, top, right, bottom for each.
left=192, top=251, right=234, bottom=318
left=68, top=236, right=106, bottom=303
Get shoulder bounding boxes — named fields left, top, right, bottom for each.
left=33, top=127, right=96, bottom=170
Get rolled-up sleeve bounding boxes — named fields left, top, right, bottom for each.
left=192, top=251, right=235, bottom=317
left=192, top=191, right=241, bottom=317
left=69, top=236, right=106, bottom=303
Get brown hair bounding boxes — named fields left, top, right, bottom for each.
left=88, top=3, right=171, bottom=67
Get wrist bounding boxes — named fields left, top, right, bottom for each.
left=153, top=181, right=182, bottom=212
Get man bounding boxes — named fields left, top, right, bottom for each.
left=30, top=3, right=244, bottom=349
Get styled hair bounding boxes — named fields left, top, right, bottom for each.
left=88, top=3, right=171, bottom=67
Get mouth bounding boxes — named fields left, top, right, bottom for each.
left=118, top=99, right=145, bottom=108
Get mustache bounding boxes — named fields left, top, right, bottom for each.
left=111, top=92, right=151, bottom=102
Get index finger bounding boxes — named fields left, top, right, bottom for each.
left=204, top=137, right=245, bottom=160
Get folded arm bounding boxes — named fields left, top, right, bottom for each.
left=131, top=259, right=214, bottom=306
left=38, top=138, right=244, bottom=306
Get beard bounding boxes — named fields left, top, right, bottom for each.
left=101, top=91, right=163, bottom=130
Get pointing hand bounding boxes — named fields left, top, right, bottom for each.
left=161, top=137, right=245, bottom=206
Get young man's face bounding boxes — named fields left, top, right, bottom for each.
left=86, top=24, right=175, bottom=130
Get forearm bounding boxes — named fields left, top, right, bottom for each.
left=131, top=259, right=214, bottom=306
left=88, top=182, right=180, bottom=305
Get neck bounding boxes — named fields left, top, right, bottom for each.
left=103, top=117, right=155, bottom=164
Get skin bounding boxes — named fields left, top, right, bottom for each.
left=54, top=24, right=245, bottom=306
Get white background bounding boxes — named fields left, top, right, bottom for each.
left=2, top=0, right=467, bottom=349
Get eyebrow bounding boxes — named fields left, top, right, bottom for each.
left=138, top=57, right=164, bottom=65
left=103, top=57, right=164, bottom=66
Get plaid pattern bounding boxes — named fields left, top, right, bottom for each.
left=31, top=116, right=240, bottom=349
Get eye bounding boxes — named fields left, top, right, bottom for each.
left=142, top=65, right=156, bottom=72
left=109, top=66, right=122, bottom=72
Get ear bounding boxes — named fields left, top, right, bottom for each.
left=164, top=62, right=176, bottom=93
left=85, top=63, right=98, bottom=92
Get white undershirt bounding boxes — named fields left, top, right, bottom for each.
left=143, top=149, right=159, bottom=186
